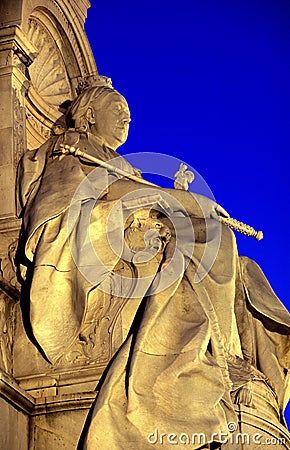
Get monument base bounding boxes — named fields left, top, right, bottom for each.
left=0, top=371, right=96, bottom=449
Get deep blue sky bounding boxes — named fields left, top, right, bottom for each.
left=85, top=0, right=290, bottom=423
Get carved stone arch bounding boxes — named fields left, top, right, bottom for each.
left=25, top=4, right=96, bottom=149
left=20, top=0, right=96, bottom=76
left=29, top=8, right=80, bottom=90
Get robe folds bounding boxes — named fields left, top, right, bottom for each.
left=81, top=235, right=290, bottom=449
left=17, top=132, right=290, bottom=449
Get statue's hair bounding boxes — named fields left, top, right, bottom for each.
left=66, top=85, right=119, bottom=131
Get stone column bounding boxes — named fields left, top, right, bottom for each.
left=0, top=25, right=36, bottom=220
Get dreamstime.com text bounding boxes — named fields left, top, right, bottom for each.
left=147, top=423, right=287, bottom=446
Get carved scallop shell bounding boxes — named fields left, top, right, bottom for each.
left=27, top=18, right=72, bottom=108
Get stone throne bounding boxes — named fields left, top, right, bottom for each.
left=0, top=1, right=106, bottom=448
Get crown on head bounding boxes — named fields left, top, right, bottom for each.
left=76, top=73, right=113, bottom=95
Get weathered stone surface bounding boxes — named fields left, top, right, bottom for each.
left=0, top=1, right=290, bottom=449
left=0, top=397, right=29, bottom=450
left=0, top=1, right=99, bottom=449
left=0, top=370, right=97, bottom=450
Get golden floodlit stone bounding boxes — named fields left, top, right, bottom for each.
left=0, top=1, right=289, bottom=449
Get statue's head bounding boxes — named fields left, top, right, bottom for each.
left=67, top=75, right=130, bottom=150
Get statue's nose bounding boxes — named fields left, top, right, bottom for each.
left=120, top=112, right=131, bottom=124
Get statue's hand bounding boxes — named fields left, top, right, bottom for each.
left=211, top=204, right=230, bottom=220
left=133, top=167, right=142, bottom=178
left=186, top=193, right=230, bottom=220
left=235, top=386, right=254, bottom=408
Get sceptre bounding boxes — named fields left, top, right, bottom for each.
left=58, top=144, right=263, bottom=241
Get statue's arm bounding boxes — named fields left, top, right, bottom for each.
left=105, top=178, right=227, bottom=219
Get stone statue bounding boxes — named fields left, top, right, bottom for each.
left=17, top=76, right=290, bottom=449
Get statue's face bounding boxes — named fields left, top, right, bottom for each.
left=91, top=93, right=131, bottom=150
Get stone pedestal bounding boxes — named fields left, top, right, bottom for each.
left=0, top=371, right=97, bottom=449
left=0, top=372, right=31, bottom=450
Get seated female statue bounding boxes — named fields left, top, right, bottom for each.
left=17, top=76, right=290, bottom=449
